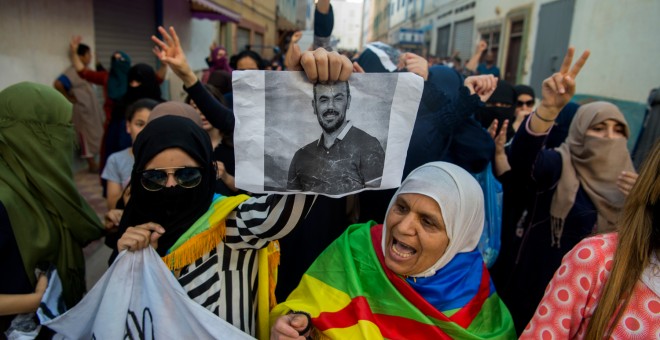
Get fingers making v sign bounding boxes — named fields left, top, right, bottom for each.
left=531, top=47, right=590, bottom=133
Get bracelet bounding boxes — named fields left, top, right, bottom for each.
left=288, top=310, right=313, bottom=336
left=534, top=110, right=555, bottom=123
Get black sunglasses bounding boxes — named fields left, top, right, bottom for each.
left=140, top=167, right=203, bottom=191
left=516, top=100, right=534, bottom=108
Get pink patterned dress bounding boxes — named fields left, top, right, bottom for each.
left=520, top=233, right=660, bottom=339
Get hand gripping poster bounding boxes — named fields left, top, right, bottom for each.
left=233, top=71, right=423, bottom=197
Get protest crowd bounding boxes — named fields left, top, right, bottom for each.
left=1, top=0, right=659, bottom=339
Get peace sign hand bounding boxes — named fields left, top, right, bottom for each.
left=151, top=26, right=197, bottom=87
left=539, top=47, right=590, bottom=117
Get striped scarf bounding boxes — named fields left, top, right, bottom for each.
left=271, top=222, right=515, bottom=339
left=161, top=194, right=281, bottom=339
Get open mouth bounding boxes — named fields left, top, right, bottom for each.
left=391, top=237, right=416, bottom=258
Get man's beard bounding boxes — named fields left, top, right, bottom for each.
left=318, top=109, right=345, bottom=133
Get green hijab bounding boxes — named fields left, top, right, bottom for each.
left=0, top=82, right=103, bottom=307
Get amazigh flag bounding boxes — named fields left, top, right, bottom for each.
left=271, top=222, right=515, bottom=339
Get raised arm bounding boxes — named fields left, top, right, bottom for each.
left=509, top=47, right=590, bottom=188
left=529, top=47, right=590, bottom=133
left=465, top=40, right=487, bottom=73
left=69, top=36, right=85, bottom=72
left=152, top=26, right=235, bottom=133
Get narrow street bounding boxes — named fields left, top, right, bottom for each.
left=73, top=164, right=112, bottom=289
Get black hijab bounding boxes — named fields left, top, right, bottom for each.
left=110, top=64, right=163, bottom=121
left=476, top=80, right=516, bottom=140
left=513, top=84, right=535, bottom=100
left=124, top=64, right=162, bottom=103
left=117, top=115, right=215, bottom=256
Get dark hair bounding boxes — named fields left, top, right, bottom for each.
left=77, top=44, right=90, bottom=57
left=312, top=81, right=351, bottom=105
left=126, top=98, right=159, bottom=121
left=206, top=70, right=232, bottom=95
left=230, top=50, right=264, bottom=70
left=185, top=85, right=233, bottom=146
left=185, top=84, right=226, bottom=106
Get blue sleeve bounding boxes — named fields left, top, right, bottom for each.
left=57, top=74, right=72, bottom=92
left=184, top=81, right=235, bottom=134
left=101, top=153, right=121, bottom=183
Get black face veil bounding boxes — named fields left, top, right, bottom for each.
left=117, top=115, right=215, bottom=256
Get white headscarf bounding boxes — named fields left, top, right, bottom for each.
left=381, top=162, right=485, bottom=278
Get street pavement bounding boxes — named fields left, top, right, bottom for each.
left=73, top=166, right=113, bottom=289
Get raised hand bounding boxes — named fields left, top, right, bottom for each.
left=477, top=39, right=487, bottom=53
left=464, top=74, right=498, bottom=102
left=539, top=47, right=590, bottom=117
left=402, top=52, right=428, bottom=81
left=488, top=119, right=509, bottom=155
left=151, top=26, right=197, bottom=87
left=70, top=35, right=82, bottom=52
left=488, top=119, right=511, bottom=176
left=299, top=48, right=353, bottom=83
left=285, top=31, right=304, bottom=71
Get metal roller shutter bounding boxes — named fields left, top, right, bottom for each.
left=93, top=0, right=158, bottom=68
left=236, top=27, right=250, bottom=52
left=451, top=18, right=474, bottom=61
left=436, top=24, right=450, bottom=57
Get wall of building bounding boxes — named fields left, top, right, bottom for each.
left=215, top=0, right=277, bottom=59
left=277, top=0, right=298, bottom=25
left=332, top=0, right=364, bottom=51
left=162, top=0, right=218, bottom=101
left=570, top=0, right=659, bottom=103
left=0, top=0, right=95, bottom=91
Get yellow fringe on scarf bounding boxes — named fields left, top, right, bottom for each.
left=161, top=220, right=227, bottom=272
left=257, top=240, right=280, bottom=340
left=161, top=194, right=249, bottom=271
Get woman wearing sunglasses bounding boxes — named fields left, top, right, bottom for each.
left=512, top=84, right=535, bottom=132
left=114, top=115, right=312, bottom=336
left=115, top=43, right=353, bottom=337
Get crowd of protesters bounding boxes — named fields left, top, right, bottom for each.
left=1, top=0, right=658, bottom=338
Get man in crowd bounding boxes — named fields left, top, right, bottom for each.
left=287, top=81, right=385, bottom=195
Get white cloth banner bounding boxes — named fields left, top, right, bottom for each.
left=39, top=248, right=253, bottom=340
left=232, top=71, right=423, bottom=197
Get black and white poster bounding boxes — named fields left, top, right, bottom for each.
left=233, top=71, right=423, bottom=197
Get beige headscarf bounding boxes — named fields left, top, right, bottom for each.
left=147, top=101, right=203, bottom=127
left=551, top=101, right=633, bottom=246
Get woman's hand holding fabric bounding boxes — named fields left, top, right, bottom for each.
left=117, top=222, right=165, bottom=252
left=271, top=313, right=310, bottom=340
left=533, top=47, right=590, bottom=133
left=151, top=26, right=198, bottom=87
